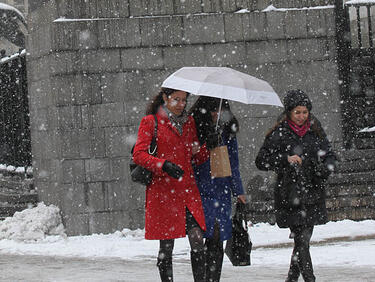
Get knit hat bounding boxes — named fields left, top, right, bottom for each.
left=283, top=89, right=312, bottom=113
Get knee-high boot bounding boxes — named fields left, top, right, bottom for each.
left=205, top=244, right=224, bottom=282
left=285, top=250, right=300, bottom=282
left=157, top=256, right=173, bottom=282
left=191, top=250, right=205, bottom=282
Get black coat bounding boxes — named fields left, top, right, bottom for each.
left=255, top=118, right=337, bottom=228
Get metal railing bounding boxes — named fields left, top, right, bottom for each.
left=346, top=1, right=375, bottom=49
left=0, top=50, right=31, bottom=167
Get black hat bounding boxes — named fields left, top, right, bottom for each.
left=283, top=89, right=312, bottom=112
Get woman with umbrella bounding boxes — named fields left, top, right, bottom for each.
left=132, top=88, right=210, bottom=282
left=189, top=97, right=247, bottom=282
left=255, top=90, right=337, bottom=282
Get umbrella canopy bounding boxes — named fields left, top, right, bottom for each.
left=162, top=67, right=283, bottom=107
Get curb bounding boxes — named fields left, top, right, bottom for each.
left=252, top=233, right=375, bottom=250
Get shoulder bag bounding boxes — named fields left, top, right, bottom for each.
left=129, top=115, right=158, bottom=185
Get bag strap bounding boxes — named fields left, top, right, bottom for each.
left=235, top=202, right=249, bottom=230
left=148, top=115, right=158, bottom=156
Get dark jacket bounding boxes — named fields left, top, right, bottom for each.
left=194, top=132, right=244, bottom=241
left=255, top=118, right=337, bottom=228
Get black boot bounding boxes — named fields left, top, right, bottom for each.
left=299, top=253, right=315, bottom=282
left=285, top=252, right=300, bottom=282
left=191, top=250, right=205, bottom=282
left=205, top=245, right=224, bottom=282
left=157, top=257, right=173, bottom=282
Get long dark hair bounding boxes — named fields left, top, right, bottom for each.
left=145, top=88, right=185, bottom=115
left=189, top=97, right=239, bottom=145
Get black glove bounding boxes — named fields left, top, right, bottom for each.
left=206, top=132, right=220, bottom=150
left=162, top=161, right=184, bottom=179
left=303, top=158, right=332, bottom=180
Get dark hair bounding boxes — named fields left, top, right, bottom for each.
left=145, top=88, right=189, bottom=115
left=189, top=97, right=239, bottom=145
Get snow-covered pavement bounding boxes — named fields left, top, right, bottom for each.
left=0, top=203, right=375, bottom=281
left=1, top=240, right=375, bottom=282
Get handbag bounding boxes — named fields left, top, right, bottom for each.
left=210, top=135, right=232, bottom=178
left=129, top=115, right=158, bottom=185
left=225, top=202, right=252, bottom=266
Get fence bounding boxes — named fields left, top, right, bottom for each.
left=336, top=1, right=375, bottom=149
left=0, top=50, right=31, bottom=167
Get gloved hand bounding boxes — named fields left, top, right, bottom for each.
left=162, top=161, right=184, bottom=179
left=206, top=132, right=220, bottom=150
left=303, top=158, right=332, bottom=180
left=315, top=161, right=332, bottom=179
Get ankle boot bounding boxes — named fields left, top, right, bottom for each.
left=205, top=246, right=224, bottom=282
left=191, top=250, right=205, bottom=282
left=157, top=257, right=173, bottom=282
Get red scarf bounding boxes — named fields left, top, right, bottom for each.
left=287, top=119, right=310, bottom=137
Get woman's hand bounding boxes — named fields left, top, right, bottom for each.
left=288, top=155, right=302, bottom=165
left=162, top=161, right=184, bottom=179
left=237, top=195, right=247, bottom=204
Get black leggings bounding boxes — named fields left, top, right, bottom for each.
left=158, top=209, right=204, bottom=261
left=288, top=225, right=315, bottom=281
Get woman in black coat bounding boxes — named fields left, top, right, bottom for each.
left=255, top=90, right=337, bottom=282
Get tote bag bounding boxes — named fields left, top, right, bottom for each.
left=225, top=202, right=252, bottom=266
left=210, top=145, right=232, bottom=178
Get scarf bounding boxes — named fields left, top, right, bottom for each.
left=287, top=119, right=311, bottom=137
left=163, top=106, right=188, bottom=135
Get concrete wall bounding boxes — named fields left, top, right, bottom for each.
left=26, top=0, right=343, bottom=235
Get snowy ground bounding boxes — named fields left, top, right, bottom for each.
left=0, top=203, right=374, bottom=268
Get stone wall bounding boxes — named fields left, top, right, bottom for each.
left=26, top=0, right=343, bottom=235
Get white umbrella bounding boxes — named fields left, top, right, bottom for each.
left=161, top=67, right=283, bottom=107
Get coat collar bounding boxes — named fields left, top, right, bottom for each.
left=156, top=106, right=191, bottom=137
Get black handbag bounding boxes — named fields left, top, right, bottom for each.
left=225, top=202, right=252, bottom=266
left=129, top=115, right=158, bottom=185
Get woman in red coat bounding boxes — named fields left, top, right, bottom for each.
left=133, top=88, right=209, bottom=282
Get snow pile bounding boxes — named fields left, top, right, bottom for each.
left=0, top=202, right=66, bottom=241
left=262, top=4, right=334, bottom=12
left=346, top=0, right=375, bottom=4
left=0, top=162, right=32, bottom=174
left=359, top=125, right=375, bottom=133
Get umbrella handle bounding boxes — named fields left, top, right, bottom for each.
left=215, top=99, right=223, bottom=131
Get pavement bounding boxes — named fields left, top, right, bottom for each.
left=1, top=237, right=375, bottom=282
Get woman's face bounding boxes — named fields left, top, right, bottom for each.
left=290, top=105, right=309, bottom=126
left=163, top=91, right=187, bottom=116
left=210, top=110, right=219, bottom=123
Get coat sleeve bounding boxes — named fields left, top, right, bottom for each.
left=227, top=136, right=245, bottom=196
left=311, top=122, right=338, bottom=180
left=255, top=129, right=289, bottom=172
left=190, top=117, right=210, bottom=166
left=132, top=115, right=166, bottom=175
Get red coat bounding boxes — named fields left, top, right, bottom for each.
left=133, top=108, right=209, bottom=240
